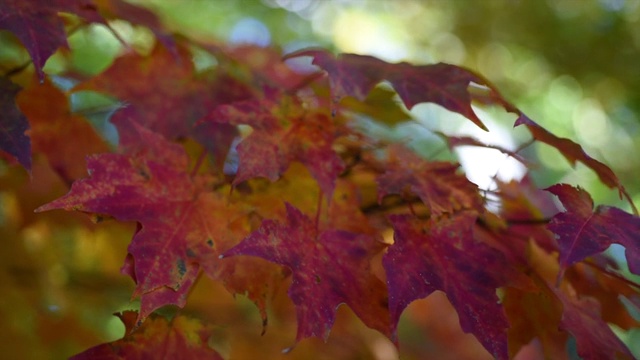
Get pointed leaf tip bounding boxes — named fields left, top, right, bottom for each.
left=286, top=48, right=496, bottom=131
left=224, top=202, right=391, bottom=343
left=547, top=183, right=640, bottom=277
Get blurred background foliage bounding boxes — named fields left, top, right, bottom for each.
left=2, top=0, right=640, bottom=358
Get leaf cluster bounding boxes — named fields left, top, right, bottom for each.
left=1, top=1, right=639, bottom=359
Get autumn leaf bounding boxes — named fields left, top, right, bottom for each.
left=377, top=145, right=483, bottom=216
left=35, top=118, right=200, bottom=320
left=221, top=202, right=391, bottom=348
left=0, top=0, right=106, bottom=80
left=516, top=229, right=633, bottom=359
left=70, top=311, right=223, bottom=360
left=73, top=42, right=252, bottom=167
left=4, top=4, right=639, bottom=357
left=286, top=48, right=496, bottom=130
left=496, top=177, right=559, bottom=252
left=213, top=44, right=315, bottom=91
left=16, top=76, right=108, bottom=183
left=554, top=290, right=634, bottom=360
left=565, top=263, right=640, bottom=330
left=515, top=116, right=635, bottom=211
left=384, top=212, right=510, bottom=359
left=546, top=184, right=640, bottom=281
left=503, top=285, right=568, bottom=360
left=203, top=90, right=345, bottom=196
left=0, top=76, right=30, bottom=170
left=36, top=118, right=282, bottom=324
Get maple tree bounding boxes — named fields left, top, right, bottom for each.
left=1, top=1, right=639, bottom=359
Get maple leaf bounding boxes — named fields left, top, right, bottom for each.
left=203, top=90, right=345, bottom=196
left=503, top=285, right=568, bottom=360
left=71, top=311, right=223, bottom=360
left=16, top=77, right=108, bottom=183
left=565, top=263, right=640, bottom=330
left=554, top=290, right=634, bottom=360
left=377, top=145, right=483, bottom=215
left=35, top=118, right=199, bottom=320
left=546, top=184, right=640, bottom=281
left=220, top=202, right=391, bottom=347
left=213, top=44, right=315, bottom=91
left=383, top=212, right=510, bottom=359
left=0, top=76, right=30, bottom=170
left=73, top=42, right=252, bottom=166
left=514, top=115, right=635, bottom=211
left=496, top=177, right=559, bottom=252
left=0, top=0, right=106, bottom=80
left=36, top=118, right=282, bottom=324
left=285, top=48, right=496, bottom=130
left=514, top=238, right=637, bottom=360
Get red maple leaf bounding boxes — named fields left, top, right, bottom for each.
left=221, top=202, right=391, bottom=348
left=285, top=48, right=498, bottom=130
left=36, top=118, right=201, bottom=321
left=565, top=263, right=640, bottom=330
left=496, top=177, right=559, bottom=252
left=554, top=289, right=633, bottom=360
left=203, top=90, right=345, bottom=196
left=16, top=77, right=108, bottom=183
left=377, top=145, right=483, bottom=215
left=515, top=116, right=634, bottom=210
left=502, top=285, right=568, bottom=360
left=384, top=212, right=510, bottom=359
left=0, top=0, right=106, bottom=80
left=0, top=76, right=30, bottom=170
left=546, top=184, right=640, bottom=281
left=212, top=44, right=316, bottom=91
left=36, top=118, right=282, bottom=324
left=71, top=311, right=223, bottom=360
left=73, top=42, right=252, bottom=167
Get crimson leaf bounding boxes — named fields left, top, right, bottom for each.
left=554, top=290, right=633, bottom=360
left=71, top=311, right=223, bottom=360
left=0, top=0, right=105, bottom=80
left=73, top=43, right=251, bottom=166
left=384, top=212, right=510, bottom=359
left=221, top=202, right=390, bottom=347
left=515, top=116, right=633, bottom=209
left=377, top=145, right=483, bottom=215
left=203, top=90, right=344, bottom=196
left=286, top=48, right=494, bottom=130
left=546, top=183, right=640, bottom=280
